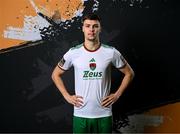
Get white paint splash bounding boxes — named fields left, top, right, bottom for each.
left=3, top=0, right=89, bottom=42
left=4, top=15, right=50, bottom=41
left=81, top=0, right=99, bottom=12
left=3, top=0, right=50, bottom=41
left=74, top=8, right=84, bottom=17
left=92, top=0, right=99, bottom=12
left=29, top=0, right=39, bottom=13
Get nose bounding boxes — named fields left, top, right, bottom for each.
left=90, top=26, right=95, bottom=31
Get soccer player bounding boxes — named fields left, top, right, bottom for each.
left=52, top=13, right=135, bottom=133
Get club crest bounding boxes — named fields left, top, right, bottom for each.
left=89, top=63, right=96, bottom=71
left=89, top=58, right=96, bottom=71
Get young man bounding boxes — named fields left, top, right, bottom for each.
left=52, top=13, right=134, bottom=133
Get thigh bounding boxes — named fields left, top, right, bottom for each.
left=98, top=116, right=112, bottom=133
left=73, top=116, right=88, bottom=133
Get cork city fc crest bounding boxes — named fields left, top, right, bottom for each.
left=83, top=58, right=102, bottom=79
left=89, top=58, right=96, bottom=71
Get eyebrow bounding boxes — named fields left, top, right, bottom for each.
left=84, top=23, right=99, bottom=26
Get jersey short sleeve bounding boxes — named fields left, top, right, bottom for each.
left=58, top=49, right=73, bottom=70
left=112, top=48, right=126, bottom=69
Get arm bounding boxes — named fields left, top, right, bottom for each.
left=101, top=62, right=135, bottom=107
left=114, top=62, right=134, bottom=97
left=51, top=66, right=83, bottom=107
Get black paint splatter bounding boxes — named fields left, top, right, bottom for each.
left=37, top=12, right=82, bottom=42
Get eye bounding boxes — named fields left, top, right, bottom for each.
left=93, top=25, right=99, bottom=28
left=85, top=25, right=90, bottom=28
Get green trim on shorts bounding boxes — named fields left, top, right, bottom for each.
left=73, top=116, right=112, bottom=133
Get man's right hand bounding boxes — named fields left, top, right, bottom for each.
left=64, top=94, right=83, bottom=107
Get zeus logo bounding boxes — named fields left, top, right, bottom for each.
left=83, top=71, right=102, bottom=78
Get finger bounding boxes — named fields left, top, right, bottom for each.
left=75, top=96, right=83, bottom=104
left=102, top=99, right=113, bottom=107
left=101, top=97, right=114, bottom=106
left=71, top=99, right=77, bottom=106
left=76, top=95, right=83, bottom=99
left=101, top=99, right=108, bottom=106
left=75, top=103, right=82, bottom=107
left=102, top=95, right=113, bottom=104
left=73, top=97, right=83, bottom=107
left=77, top=99, right=83, bottom=104
left=104, top=101, right=113, bottom=107
left=102, top=96, right=110, bottom=101
left=74, top=100, right=83, bottom=107
left=101, top=98, right=111, bottom=106
left=102, top=94, right=114, bottom=101
left=72, top=96, right=79, bottom=104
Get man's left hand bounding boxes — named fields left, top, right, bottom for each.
left=101, top=93, right=120, bottom=107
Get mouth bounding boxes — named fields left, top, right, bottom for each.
left=88, top=33, right=95, bottom=36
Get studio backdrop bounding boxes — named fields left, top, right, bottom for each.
left=0, top=0, right=179, bottom=133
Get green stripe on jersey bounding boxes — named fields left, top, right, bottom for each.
left=70, top=44, right=83, bottom=50
left=102, top=44, right=114, bottom=49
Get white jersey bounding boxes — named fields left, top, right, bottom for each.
left=58, top=43, right=126, bottom=118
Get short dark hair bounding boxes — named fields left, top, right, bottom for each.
left=82, top=13, right=101, bottom=23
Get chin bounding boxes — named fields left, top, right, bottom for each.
left=87, top=38, right=96, bottom=41
left=88, top=37, right=96, bottom=40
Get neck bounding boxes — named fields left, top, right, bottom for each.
left=84, top=39, right=100, bottom=51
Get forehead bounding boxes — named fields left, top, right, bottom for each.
left=83, top=19, right=100, bottom=25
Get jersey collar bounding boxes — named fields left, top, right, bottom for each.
left=83, top=43, right=101, bottom=52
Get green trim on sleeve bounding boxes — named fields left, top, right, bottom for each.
left=101, top=44, right=114, bottom=49
left=70, top=44, right=83, bottom=50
